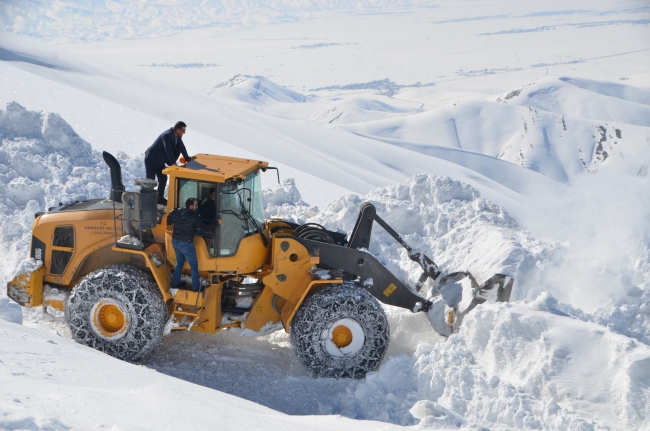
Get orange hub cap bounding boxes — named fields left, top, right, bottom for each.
left=98, top=304, right=125, bottom=333
left=332, top=325, right=353, bottom=348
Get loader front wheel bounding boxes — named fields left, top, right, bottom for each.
left=65, top=265, right=167, bottom=362
left=290, top=283, right=389, bottom=379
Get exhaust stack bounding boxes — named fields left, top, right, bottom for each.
left=102, top=151, right=125, bottom=202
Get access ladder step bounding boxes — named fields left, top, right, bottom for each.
left=173, top=310, right=201, bottom=317
left=174, top=289, right=206, bottom=306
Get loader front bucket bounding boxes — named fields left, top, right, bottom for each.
left=7, top=266, right=44, bottom=307
left=426, top=272, right=514, bottom=336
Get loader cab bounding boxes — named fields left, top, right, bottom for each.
left=175, top=170, right=265, bottom=257
left=164, top=154, right=270, bottom=273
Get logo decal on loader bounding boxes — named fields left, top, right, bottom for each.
left=383, top=283, right=397, bottom=297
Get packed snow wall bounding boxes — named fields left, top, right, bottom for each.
left=0, top=102, right=145, bottom=291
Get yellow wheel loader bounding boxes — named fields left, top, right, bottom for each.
left=7, top=152, right=513, bottom=378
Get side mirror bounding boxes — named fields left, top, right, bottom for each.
left=263, top=167, right=280, bottom=184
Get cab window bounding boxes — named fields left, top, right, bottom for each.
left=177, top=179, right=218, bottom=214
left=219, top=171, right=265, bottom=257
left=50, top=225, right=74, bottom=275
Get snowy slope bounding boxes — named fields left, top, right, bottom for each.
left=0, top=33, right=558, bottom=222
left=0, top=318, right=403, bottom=431
left=208, top=74, right=422, bottom=124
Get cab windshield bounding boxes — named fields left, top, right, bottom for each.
left=219, top=170, right=265, bottom=256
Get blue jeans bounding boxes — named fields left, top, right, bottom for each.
left=172, top=238, right=200, bottom=291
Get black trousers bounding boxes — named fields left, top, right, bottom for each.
left=145, top=161, right=167, bottom=201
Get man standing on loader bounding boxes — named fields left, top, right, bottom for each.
left=145, top=121, right=192, bottom=205
left=168, top=198, right=222, bottom=291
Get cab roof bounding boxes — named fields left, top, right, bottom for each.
left=163, top=153, right=269, bottom=183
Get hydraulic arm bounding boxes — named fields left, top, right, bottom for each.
left=295, top=202, right=442, bottom=313
left=299, top=202, right=514, bottom=337
left=348, top=202, right=441, bottom=292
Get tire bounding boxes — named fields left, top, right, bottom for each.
left=65, top=265, right=168, bottom=362
left=290, top=283, right=390, bottom=379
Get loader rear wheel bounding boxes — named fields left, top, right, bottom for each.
left=65, top=265, right=167, bottom=362
left=290, top=283, right=389, bottom=379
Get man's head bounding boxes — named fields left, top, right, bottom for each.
left=174, top=121, right=187, bottom=138
left=185, top=198, right=198, bottom=210
left=209, top=188, right=216, bottom=201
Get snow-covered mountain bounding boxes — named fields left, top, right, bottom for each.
left=208, top=74, right=650, bottom=183
left=346, top=76, right=650, bottom=182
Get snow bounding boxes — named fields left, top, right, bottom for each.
left=0, top=319, right=395, bottom=431
left=1, top=1, right=650, bottom=430
left=263, top=177, right=319, bottom=223
left=339, top=299, right=650, bottom=429
left=0, top=297, right=22, bottom=325
left=117, top=235, right=144, bottom=247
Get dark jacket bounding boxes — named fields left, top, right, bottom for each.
left=145, top=128, right=190, bottom=168
left=199, top=198, right=217, bottom=221
left=167, top=208, right=218, bottom=242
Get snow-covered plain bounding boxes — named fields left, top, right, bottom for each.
left=1, top=1, right=650, bottom=430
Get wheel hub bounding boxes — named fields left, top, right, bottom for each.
left=90, top=299, right=130, bottom=340
left=332, top=325, right=353, bottom=348
left=321, top=318, right=365, bottom=358
left=99, top=304, right=125, bottom=332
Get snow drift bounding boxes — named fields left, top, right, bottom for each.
left=333, top=297, right=650, bottom=429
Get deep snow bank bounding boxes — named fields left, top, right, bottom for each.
left=0, top=102, right=145, bottom=290
left=333, top=297, right=650, bottom=430
left=263, top=177, right=319, bottom=223
left=308, top=172, right=650, bottom=347
left=312, top=174, right=551, bottom=297
left=305, top=174, right=557, bottom=355
left=271, top=168, right=650, bottom=429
